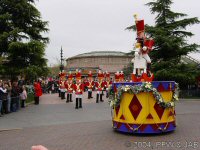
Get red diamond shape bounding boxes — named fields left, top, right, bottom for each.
left=140, top=124, right=148, bottom=132
left=150, top=124, right=158, bottom=131
left=154, top=103, right=165, bottom=120
left=157, top=83, right=165, bottom=92
left=168, top=111, right=174, bottom=117
left=115, top=105, right=120, bottom=117
left=120, top=114, right=126, bottom=120
left=129, top=95, right=142, bottom=120
left=146, top=113, right=153, bottom=119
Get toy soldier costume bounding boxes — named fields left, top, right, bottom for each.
left=86, top=71, right=94, bottom=99
left=73, top=80, right=84, bottom=109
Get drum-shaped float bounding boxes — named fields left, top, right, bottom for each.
left=110, top=81, right=178, bottom=134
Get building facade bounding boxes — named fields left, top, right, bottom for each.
left=66, top=51, right=133, bottom=77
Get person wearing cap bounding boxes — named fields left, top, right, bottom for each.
left=134, top=14, right=154, bottom=77
left=59, top=72, right=66, bottom=100
left=65, top=79, right=73, bottom=103
left=115, top=71, right=120, bottom=82
left=73, top=79, right=84, bottom=109
left=75, top=69, right=81, bottom=81
left=86, top=71, right=94, bottom=99
left=119, top=71, right=124, bottom=82
left=104, top=77, right=112, bottom=98
left=95, top=78, right=104, bottom=103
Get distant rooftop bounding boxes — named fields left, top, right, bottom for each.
left=67, top=51, right=132, bottom=59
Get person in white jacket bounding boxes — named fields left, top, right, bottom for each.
left=20, top=85, right=27, bottom=108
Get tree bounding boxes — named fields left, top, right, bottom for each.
left=126, top=0, right=200, bottom=89
left=0, top=0, right=49, bottom=80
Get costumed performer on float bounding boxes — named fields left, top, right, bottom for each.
left=132, top=14, right=155, bottom=77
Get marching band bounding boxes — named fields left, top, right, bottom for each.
left=58, top=69, right=124, bottom=109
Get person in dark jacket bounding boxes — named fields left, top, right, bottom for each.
left=11, top=82, right=20, bottom=112
left=0, top=82, right=7, bottom=116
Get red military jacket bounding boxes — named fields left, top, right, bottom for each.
left=65, top=81, right=74, bottom=93
left=119, top=73, right=124, bottom=82
left=141, top=39, right=155, bottom=54
left=86, top=80, right=94, bottom=90
left=115, top=73, right=120, bottom=82
left=59, top=80, right=65, bottom=89
left=104, top=80, right=112, bottom=89
left=73, top=83, right=84, bottom=95
left=95, top=81, right=104, bottom=91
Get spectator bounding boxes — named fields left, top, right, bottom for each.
left=0, top=82, right=7, bottom=116
left=11, top=82, right=20, bottom=112
left=5, top=81, right=12, bottom=113
left=34, top=80, right=42, bottom=105
left=20, top=85, right=27, bottom=108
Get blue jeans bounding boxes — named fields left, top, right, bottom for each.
left=7, top=96, right=11, bottom=112
left=16, top=96, right=20, bottom=110
left=0, top=100, right=2, bottom=114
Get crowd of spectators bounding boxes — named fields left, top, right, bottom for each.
left=0, top=77, right=59, bottom=117
left=0, top=80, right=28, bottom=117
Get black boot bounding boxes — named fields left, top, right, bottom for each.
left=70, top=94, right=73, bottom=102
left=96, top=94, right=99, bottom=103
left=90, top=91, right=93, bottom=98
left=66, top=94, right=69, bottom=103
left=58, top=90, right=61, bottom=97
left=88, top=91, right=90, bottom=99
left=100, top=94, right=104, bottom=102
left=79, top=98, right=82, bottom=108
left=75, top=98, right=79, bottom=109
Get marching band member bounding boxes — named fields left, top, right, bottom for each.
left=119, top=71, right=124, bottom=82
left=97, top=70, right=104, bottom=81
left=95, top=79, right=104, bottom=103
left=104, top=77, right=112, bottom=98
left=86, top=71, right=94, bottom=99
left=65, top=79, right=73, bottom=103
left=59, top=71, right=66, bottom=100
left=115, top=71, right=120, bottom=82
left=73, top=79, right=84, bottom=109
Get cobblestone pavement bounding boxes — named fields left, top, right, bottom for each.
left=0, top=93, right=200, bottom=150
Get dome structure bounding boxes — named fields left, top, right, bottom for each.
left=66, top=51, right=133, bottom=76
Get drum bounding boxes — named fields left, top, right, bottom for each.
left=111, top=81, right=177, bottom=134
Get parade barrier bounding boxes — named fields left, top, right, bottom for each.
left=109, top=81, right=179, bottom=134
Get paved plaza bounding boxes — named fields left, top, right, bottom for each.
left=0, top=93, right=200, bottom=150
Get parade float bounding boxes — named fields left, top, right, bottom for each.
left=109, top=15, right=179, bottom=134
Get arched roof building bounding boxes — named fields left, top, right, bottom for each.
left=66, top=51, right=133, bottom=76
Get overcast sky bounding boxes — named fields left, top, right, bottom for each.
left=35, top=0, right=200, bottom=66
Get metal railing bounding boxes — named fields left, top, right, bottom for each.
left=179, top=89, right=200, bottom=99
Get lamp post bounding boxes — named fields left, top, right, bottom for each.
left=60, top=47, right=64, bottom=72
